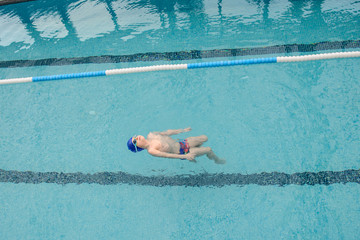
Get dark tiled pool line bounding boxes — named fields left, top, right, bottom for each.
left=0, top=168, right=359, bottom=187
left=1, top=40, right=359, bottom=69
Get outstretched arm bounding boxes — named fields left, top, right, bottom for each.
left=148, top=148, right=196, bottom=162
left=155, top=127, right=192, bottom=136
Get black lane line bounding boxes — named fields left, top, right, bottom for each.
left=1, top=40, right=359, bottom=69
left=0, top=0, right=34, bottom=6
left=0, top=168, right=359, bottom=187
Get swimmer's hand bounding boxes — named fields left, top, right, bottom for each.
left=183, top=127, right=192, bottom=132
left=184, top=153, right=196, bottom=162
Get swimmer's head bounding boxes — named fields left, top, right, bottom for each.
left=127, top=136, right=145, bottom=153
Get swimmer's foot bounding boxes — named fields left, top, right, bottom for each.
left=214, top=158, right=226, bottom=164
left=207, top=151, right=226, bottom=164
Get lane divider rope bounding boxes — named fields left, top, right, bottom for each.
left=1, top=51, right=359, bottom=85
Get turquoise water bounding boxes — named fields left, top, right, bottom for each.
left=0, top=0, right=360, bottom=239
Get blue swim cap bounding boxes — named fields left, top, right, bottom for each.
left=127, top=137, right=144, bottom=153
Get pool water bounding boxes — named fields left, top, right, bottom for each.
left=0, top=0, right=359, bottom=239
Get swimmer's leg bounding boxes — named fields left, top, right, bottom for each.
left=207, top=149, right=226, bottom=164
left=190, top=147, right=226, bottom=164
left=186, top=135, right=208, bottom=148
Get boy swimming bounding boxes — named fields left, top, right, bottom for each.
left=127, top=127, right=225, bottom=164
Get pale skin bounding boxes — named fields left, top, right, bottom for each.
left=133, top=127, right=225, bottom=164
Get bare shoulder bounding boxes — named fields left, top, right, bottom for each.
left=147, top=132, right=159, bottom=139
left=147, top=144, right=164, bottom=157
left=147, top=147, right=159, bottom=155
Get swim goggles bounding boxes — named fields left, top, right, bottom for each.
left=132, top=136, right=138, bottom=152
